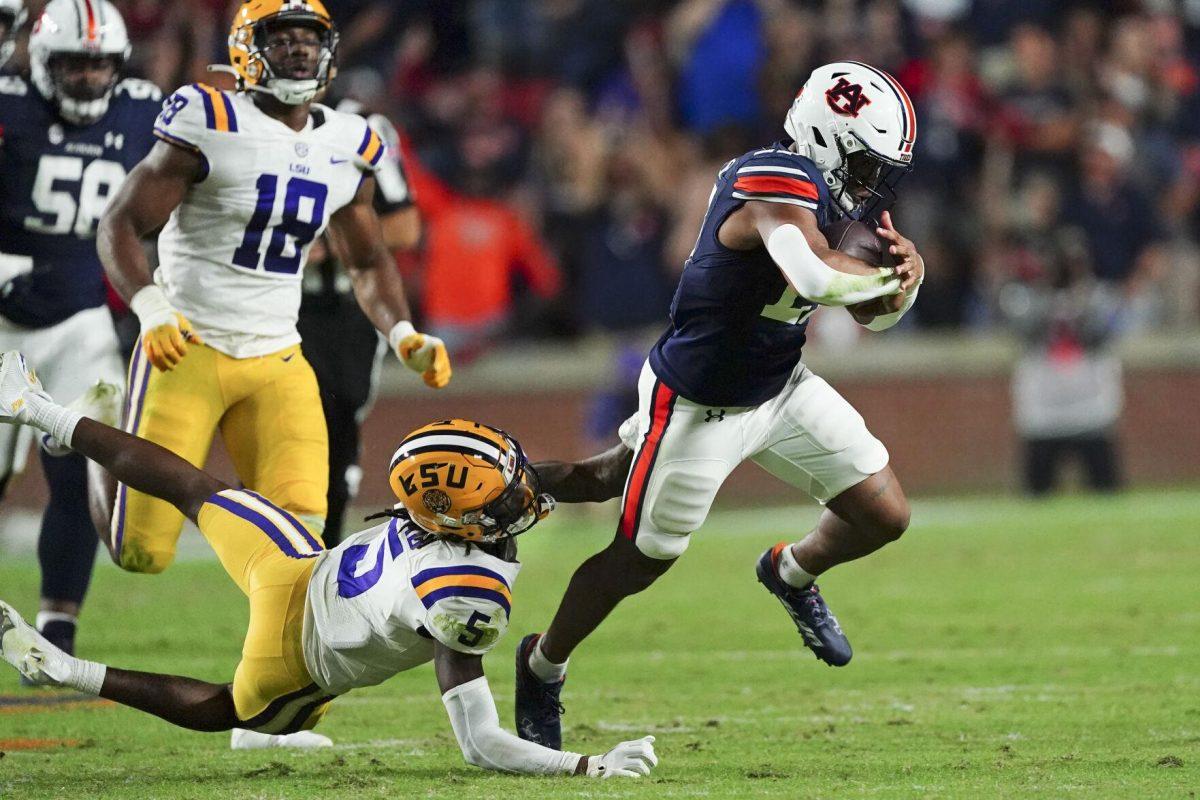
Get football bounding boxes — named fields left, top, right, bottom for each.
left=823, top=218, right=900, bottom=321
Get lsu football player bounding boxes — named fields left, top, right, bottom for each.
left=96, top=0, right=450, bottom=575
left=514, top=62, right=925, bottom=748
left=0, top=352, right=657, bottom=777
left=0, top=0, right=160, bottom=662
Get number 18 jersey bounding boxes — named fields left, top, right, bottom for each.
left=152, top=84, right=386, bottom=357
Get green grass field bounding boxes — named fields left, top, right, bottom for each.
left=2, top=489, right=1198, bottom=799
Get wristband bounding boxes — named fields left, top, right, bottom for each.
left=387, top=320, right=417, bottom=351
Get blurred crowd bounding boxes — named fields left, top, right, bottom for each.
left=11, top=0, right=1200, bottom=351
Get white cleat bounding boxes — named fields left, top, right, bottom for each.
left=0, top=600, right=70, bottom=687
left=41, top=379, right=123, bottom=456
left=230, top=728, right=334, bottom=750
left=0, top=350, right=49, bottom=425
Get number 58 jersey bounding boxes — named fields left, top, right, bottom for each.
left=302, top=516, right=520, bottom=696
left=152, top=83, right=386, bottom=358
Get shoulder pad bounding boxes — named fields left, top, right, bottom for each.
left=115, top=78, right=163, bottom=103
left=351, top=114, right=386, bottom=172
left=154, top=84, right=238, bottom=153
left=412, top=563, right=512, bottom=655
left=731, top=148, right=823, bottom=209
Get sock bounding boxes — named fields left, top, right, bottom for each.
left=777, top=544, right=818, bottom=589
left=36, top=611, right=78, bottom=654
left=528, top=637, right=568, bottom=684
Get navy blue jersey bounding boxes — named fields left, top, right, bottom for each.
left=0, top=75, right=161, bottom=328
left=648, top=143, right=840, bottom=407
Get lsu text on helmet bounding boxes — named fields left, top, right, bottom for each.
left=0, top=0, right=26, bottom=68
left=223, top=0, right=337, bottom=106
left=29, top=0, right=130, bottom=125
left=389, top=420, right=554, bottom=544
left=784, top=61, right=917, bottom=218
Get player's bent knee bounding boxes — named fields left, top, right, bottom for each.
left=871, top=496, right=910, bottom=543
left=118, top=544, right=176, bottom=574
left=633, top=529, right=691, bottom=561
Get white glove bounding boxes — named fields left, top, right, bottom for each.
left=586, top=735, right=658, bottom=778
left=0, top=350, right=50, bottom=425
left=388, top=321, right=451, bottom=389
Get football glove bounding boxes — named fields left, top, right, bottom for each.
left=389, top=321, right=452, bottom=389
left=0, top=350, right=48, bottom=425
left=130, top=285, right=203, bottom=371
left=587, top=735, right=658, bottom=779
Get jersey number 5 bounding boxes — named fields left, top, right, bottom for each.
left=232, top=173, right=327, bottom=274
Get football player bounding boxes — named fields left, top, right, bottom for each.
left=0, top=351, right=658, bottom=778
left=514, top=62, right=925, bottom=747
left=0, top=0, right=160, bottom=661
left=97, top=0, right=449, bottom=574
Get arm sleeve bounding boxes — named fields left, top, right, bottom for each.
left=863, top=279, right=922, bottom=331
left=367, top=113, right=414, bottom=214
left=442, top=677, right=583, bottom=774
left=765, top=223, right=901, bottom=306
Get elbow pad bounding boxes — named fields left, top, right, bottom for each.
left=765, top=224, right=901, bottom=306
left=442, top=677, right=581, bottom=774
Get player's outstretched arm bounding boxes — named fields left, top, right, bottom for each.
left=328, top=175, right=451, bottom=389
left=723, top=200, right=914, bottom=306
left=0, top=352, right=224, bottom=521
left=98, top=141, right=207, bottom=370
left=434, top=644, right=658, bottom=778
left=533, top=443, right=633, bottom=504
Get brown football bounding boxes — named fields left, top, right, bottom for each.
left=822, top=218, right=898, bottom=320
left=822, top=218, right=894, bottom=267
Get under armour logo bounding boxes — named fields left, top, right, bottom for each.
left=704, top=408, right=726, bottom=423
left=104, top=131, right=125, bottom=150
left=825, top=77, right=871, bottom=118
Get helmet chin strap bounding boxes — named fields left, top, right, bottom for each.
left=207, top=63, right=318, bottom=105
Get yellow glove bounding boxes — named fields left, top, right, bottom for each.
left=389, top=321, right=451, bottom=389
left=130, top=286, right=203, bottom=372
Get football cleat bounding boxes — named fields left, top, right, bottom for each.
left=0, top=600, right=70, bottom=688
left=514, top=633, right=566, bottom=749
left=756, top=545, right=853, bottom=666
left=230, top=728, right=333, bottom=750
left=41, top=379, right=123, bottom=457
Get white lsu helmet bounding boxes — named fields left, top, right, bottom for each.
left=29, top=0, right=131, bottom=125
left=0, top=0, right=26, bottom=67
left=784, top=61, right=917, bottom=218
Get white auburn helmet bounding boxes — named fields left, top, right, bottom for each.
left=29, top=0, right=130, bottom=125
left=784, top=61, right=917, bottom=217
left=0, top=0, right=26, bottom=67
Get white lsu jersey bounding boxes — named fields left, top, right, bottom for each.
left=151, top=83, right=387, bottom=357
left=302, top=515, right=520, bottom=696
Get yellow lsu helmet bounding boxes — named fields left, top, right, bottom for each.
left=225, top=0, right=337, bottom=105
left=389, top=420, right=554, bottom=543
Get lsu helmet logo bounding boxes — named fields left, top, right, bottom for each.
left=825, top=77, right=872, bottom=118
left=388, top=419, right=554, bottom=543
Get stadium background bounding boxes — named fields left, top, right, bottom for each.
left=3, top=0, right=1200, bottom=524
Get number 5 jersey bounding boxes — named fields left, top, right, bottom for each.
left=303, top=514, right=521, bottom=696
left=152, top=82, right=386, bottom=358
left=0, top=75, right=160, bottom=328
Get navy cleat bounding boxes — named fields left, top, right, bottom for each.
left=756, top=543, right=853, bottom=666
left=514, top=633, right=565, bottom=749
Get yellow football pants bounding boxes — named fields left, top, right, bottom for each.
left=111, top=340, right=328, bottom=573
left=196, top=488, right=334, bottom=733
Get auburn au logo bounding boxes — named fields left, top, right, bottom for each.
left=825, top=77, right=871, bottom=117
